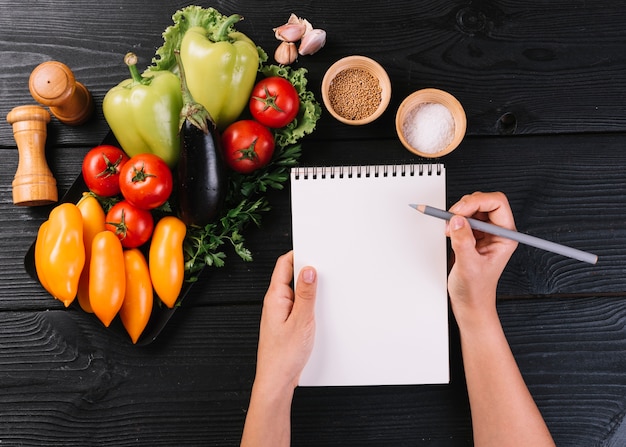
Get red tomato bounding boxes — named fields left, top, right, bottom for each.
left=221, top=120, right=275, bottom=174
left=119, top=153, right=173, bottom=210
left=249, top=76, right=300, bottom=128
left=105, top=200, right=154, bottom=248
left=81, top=145, right=129, bottom=197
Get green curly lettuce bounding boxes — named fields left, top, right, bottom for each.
left=151, top=5, right=268, bottom=71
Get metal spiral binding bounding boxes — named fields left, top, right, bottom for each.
left=292, top=164, right=443, bottom=180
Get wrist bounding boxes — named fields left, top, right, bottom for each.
left=248, top=376, right=295, bottom=423
left=450, top=296, right=501, bottom=335
left=251, top=372, right=297, bottom=403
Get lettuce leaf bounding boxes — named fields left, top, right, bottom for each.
left=151, top=5, right=267, bottom=72
left=260, top=64, right=322, bottom=148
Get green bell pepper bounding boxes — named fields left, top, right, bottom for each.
left=103, top=53, right=183, bottom=168
left=179, top=14, right=259, bottom=130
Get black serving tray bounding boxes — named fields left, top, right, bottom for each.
left=23, top=133, right=197, bottom=346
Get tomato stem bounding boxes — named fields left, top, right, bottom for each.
left=106, top=209, right=128, bottom=240
left=95, top=153, right=125, bottom=179
left=131, top=163, right=156, bottom=183
left=236, top=139, right=260, bottom=161
left=252, top=85, right=285, bottom=113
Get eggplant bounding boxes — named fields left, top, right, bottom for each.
left=175, top=51, right=227, bottom=226
left=177, top=119, right=227, bottom=226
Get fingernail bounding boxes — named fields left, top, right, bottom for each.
left=302, top=267, right=316, bottom=284
left=449, top=201, right=463, bottom=213
left=451, top=215, right=465, bottom=231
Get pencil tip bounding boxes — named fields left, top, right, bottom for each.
left=408, top=204, right=418, bottom=209
left=408, top=204, right=425, bottom=213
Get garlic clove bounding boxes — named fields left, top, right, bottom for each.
left=298, top=29, right=327, bottom=56
left=286, top=13, right=301, bottom=24
left=273, top=22, right=307, bottom=42
left=274, top=41, right=298, bottom=65
left=301, top=18, right=314, bottom=34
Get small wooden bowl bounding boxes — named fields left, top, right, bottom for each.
left=321, top=56, right=392, bottom=125
left=395, top=88, right=466, bottom=158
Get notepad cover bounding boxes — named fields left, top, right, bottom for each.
left=291, top=164, right=449, bottom=387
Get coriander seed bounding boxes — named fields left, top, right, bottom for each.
left=328, top=68, right=382, bottom=121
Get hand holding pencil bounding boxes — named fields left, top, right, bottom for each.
left=410, top=192, right=598, bottom=265
left=428, top=192, right=521, bottom=313
left=438, top=191, right=557, bottom=447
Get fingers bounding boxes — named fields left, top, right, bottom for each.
left=449, top=191, right=516, bottom=231
left=264, top=251, right=317, bottom=324
left=262, top=252, right=297, bottom=325
left=292, top=266, right=317, bottom=321
left=269, top=251, right=294, bottom=290
left=448, top=215, right=479, bottom=263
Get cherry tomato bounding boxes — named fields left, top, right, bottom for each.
left=81, top=145, right=129, bottom=197
left=249, top=76, right=300, bottom=128
left=119, top=153, right=173, bottom=210
left=221, top=120, right=275, bottom=174
left=105, top=200, right=154, bottom=248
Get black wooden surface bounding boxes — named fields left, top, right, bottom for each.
left=2, top=0, right=626, bottom=445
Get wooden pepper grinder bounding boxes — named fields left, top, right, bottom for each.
left=29, top=61, right=94, bottom=126
left=6, top=105, right=58, bottom=206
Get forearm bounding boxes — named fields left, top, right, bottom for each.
left=457, top=308, right=555, bottom=447
left=240, top=379, right=294, bottom=447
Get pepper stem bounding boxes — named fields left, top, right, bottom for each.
left=175, top=50, right=215, bottom=134
left=216, top=14, right=242, bottom=41
left=124, top=53, right=152, bottom=86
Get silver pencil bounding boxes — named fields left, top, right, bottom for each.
left=410, top=204, right=598, bottom=265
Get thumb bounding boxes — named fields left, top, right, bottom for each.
left=448, top=215, right=477, bottom=261
left=292, top=266, right=317, bottom=319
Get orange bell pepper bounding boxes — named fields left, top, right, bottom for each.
left=89, top=230, right=126, bottom=327
left=34, top=203, right=85, bottom=307
left=76, top=194, right=106, bottom=313
left=149, top=216, right=186, bottom=308
left=120, top=249, right=153, bottom=343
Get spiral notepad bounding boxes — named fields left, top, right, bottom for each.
left=291, top=164, right=449, bottom=387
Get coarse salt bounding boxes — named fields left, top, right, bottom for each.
left=402, top=102, right=455, bottom=154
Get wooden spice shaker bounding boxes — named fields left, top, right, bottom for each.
left=29, top=61, right=94, bottom=126
left=6, top=105, right=58, bottom=206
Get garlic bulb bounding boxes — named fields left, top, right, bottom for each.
left=272, top=13, right=327, bottom=63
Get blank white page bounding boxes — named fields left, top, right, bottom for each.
left=291, top=164, right=449, bottom=387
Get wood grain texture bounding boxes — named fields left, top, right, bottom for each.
left=4, top=0, right=626, bottom=147
left=1, top=0, right=626, bottom=445
left=0, top=297, right=622, bottom=446
left=4, top=132, right=626, bottom=313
